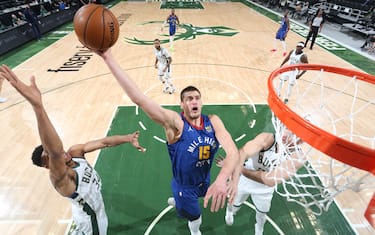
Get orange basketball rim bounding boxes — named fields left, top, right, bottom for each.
left=267, top=63, right=375, bottom=227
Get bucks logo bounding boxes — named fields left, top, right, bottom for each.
left=124, top=21, right=239, bottom=45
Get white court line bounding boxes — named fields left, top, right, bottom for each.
left=58, top=219, right=72, bottom=224
left=138, top=121, right=147, bottom=130
left=0, top=220, right=41, bottom=224
left=143, top=202, right=284, bottom=234
left=144, top=205, right=174, bottom=235
left=235, top=134, right=246, bottom=142
left=250, top=119, right=256, bottom=128
left=153, top=135, right=167, bottom=144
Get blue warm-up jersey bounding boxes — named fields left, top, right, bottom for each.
left=167, top=114, right=219, bottom=187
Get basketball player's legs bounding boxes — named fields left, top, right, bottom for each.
left=309, top=27, right=319, bottom=49
left=225, top=191, right=249, bottom=225
left=304, top=29, right=314, bottom=48
left=277, top=72, right=289, bottom=97
left=251, top=192, right=274, bottom=235
left=157, top=64, right=173, bottom=93
left=272, top=29, right=286, bottom=54
left=171, top=185, right=204, bottom=235
left=169, top=26, right=176, bottom=49
left=284, top=70, right=298, bottom=103
left=280, top=33, right=287, bottom=56
left=271, top=30, right=281, bottom=52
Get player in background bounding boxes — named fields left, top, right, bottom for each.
left=154, top=38, right=175, bottom=94
left=161, top=8, right=180, bottom=50
left=271, top=10, right=290, bottom=57
left=278, top=41, right=308, bottom=104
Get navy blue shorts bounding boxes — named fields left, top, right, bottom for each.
left=171, top=180, right=209, bottom=221
left=276, top=29, right=287, bottom=40
left=169, top=26, right=176, bottom=36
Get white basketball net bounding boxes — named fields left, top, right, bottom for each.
left=267, top=65, right=375, bottom=215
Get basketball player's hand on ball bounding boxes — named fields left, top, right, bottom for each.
left=0, top=65, right=42, bottom=107
left=129, top=131, right=146, bottom=152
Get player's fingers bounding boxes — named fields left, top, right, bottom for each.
left=203, top=186, right=214, bottom=208
left=210, top=193, right=218, bottom=212
left=213, top=193, right=224, bottom=212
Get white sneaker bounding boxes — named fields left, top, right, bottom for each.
left=168, top=86, right=175, bottom=94
left=162, top=86, right=169, bottom=93
left=167, top=197, right=175, bottom=207
left=0, top=97, right=7, bottom=103
left=225, top=207, right=234, bottom=226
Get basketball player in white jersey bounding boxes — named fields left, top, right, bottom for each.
left=217, top=131, right=304, bottom=235
left=0, top=65, right=145, bottom=235
left=278, top=41, right=308, bottom=104
left=154, top=38, right=175, bottom=94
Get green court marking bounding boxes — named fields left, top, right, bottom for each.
left=124, top=21, right=238, bottom=45
left=95, top=105, right=355, bottom=234
left=160, top=1, right=204, bottom=9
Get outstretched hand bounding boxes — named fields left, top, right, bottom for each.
left=130, top=131, right=146, bottom=152
left=203, top=176, right=227, bottom=212
left=0, top=65, right=42, bottom=107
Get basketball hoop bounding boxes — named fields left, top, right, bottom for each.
left=267, top=64, right=375, bottom=227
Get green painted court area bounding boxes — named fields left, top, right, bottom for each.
left=95, top=105, right=355, bottom=234
left=160, top=1, right=204, bottom=9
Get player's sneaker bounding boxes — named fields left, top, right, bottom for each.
left=283, top=52, right=287, bottom=56
left=0, top=97, right=7, bottom=103
left=168, top=86, right=176, bottom=94
left=162, top=86, right=170, bottom=93
left=225, top=206, right=234, bottom=226
left=167, top=197, right=175, bottom=207
left=270, top=49, right=277, bottom=52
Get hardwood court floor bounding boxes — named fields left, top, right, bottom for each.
left=0, top=1, right=373, bottom=234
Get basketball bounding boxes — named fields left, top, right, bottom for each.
left=73, top=4, right=119, bottom=51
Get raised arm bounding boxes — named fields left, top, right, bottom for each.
left=239, top=132, right=274, bottom=163
left=242, top=151, right=305, bottom=187
left=100, top=50, right=181, bottom=138
left=68, top=131, right=145, bottom=157
left=296, top=54, right=309, bottom=79
left=203, top=114, right=239, bottom=212
left=0, top=65, right=72, bottom=193
left=280, top=51, right=292, bottom=67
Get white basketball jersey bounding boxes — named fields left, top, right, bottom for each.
left=155, top=47, right=170, bottom=65
left=288, top=49, right=304, bottom=65
left=239, top=140, right=282, bottom=194
left=69, top=158, right=108, bottom=235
